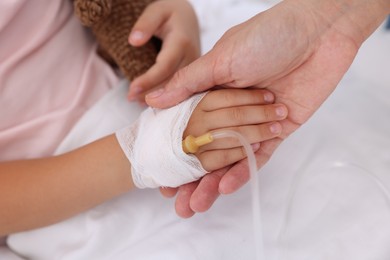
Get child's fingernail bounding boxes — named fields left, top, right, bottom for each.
left=130, top=31, right=144, bottom=41
left=251, top=143, right=260, bottom=151
left=130, top=85, right=141, bottom=94
left=264, top=92, right=274, bottom=103
left=276, top=106, right=287, bottom=117
left=138, top=100, right=147, bottom=107
left=146, top=88, right=165, bottom=99
left=270, top=122, right=282, bottom=134
left=128, top=86, right=141, bottom=100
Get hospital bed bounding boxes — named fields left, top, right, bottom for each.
left=1, top=0, right=390, bottom=259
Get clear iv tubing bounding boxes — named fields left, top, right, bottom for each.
left=193, top=131, right=390, bottom=260
left=275, top=160, right=390, bottom=260
left=210, top=130, right=265, bottom=260
left=188, top=130, right=390, bottom=260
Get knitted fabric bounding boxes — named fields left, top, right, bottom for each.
left=74, top=0, right=160, bottom=81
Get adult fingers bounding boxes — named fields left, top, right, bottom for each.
left=188, top=168, right=227, bottom=213
left=174, top=182, right=198, bottom=218
left=218, top=137, right=283, bottom=194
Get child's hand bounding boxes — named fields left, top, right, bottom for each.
left=127, top=0, right=200, bottom=101
left=185, top=88, right=287, bottom=172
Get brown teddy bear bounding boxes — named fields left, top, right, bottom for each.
left=74, top=0, right=161, bottom=81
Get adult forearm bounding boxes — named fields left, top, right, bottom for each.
left=0, top=134, right=133, bottom=236
left=291, top=0, right=390, bottom=46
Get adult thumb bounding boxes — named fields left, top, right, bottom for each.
left=145, top=51, right=219, bottom=108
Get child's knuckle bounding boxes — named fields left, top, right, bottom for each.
left=263, top=106, right=274, bottom=120
left=230, top=107, right=245, bottom=122
left=216, top=151, right=230, bottom=167
left=220, top=90, right=236, bottom=103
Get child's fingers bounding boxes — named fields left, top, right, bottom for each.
left=128, top=2, right=169, bottom=46
left=128, top=35, right=185, bottom=100
left=201, top=89, right=275, bottom=111
left=204, top=104, right=287, bottom=130
left=197, top=122, right=282, bottom=152
left=197, top=143, right=261, bottom=172
left=159, top=187, right=178, bottom=198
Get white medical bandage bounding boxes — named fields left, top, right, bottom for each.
left=116, top=92, right=208, bottom=189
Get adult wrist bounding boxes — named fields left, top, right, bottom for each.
left=294, top=0, right=390, bottom=46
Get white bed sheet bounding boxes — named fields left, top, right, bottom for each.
left=2, top=1, right=390, bottom=259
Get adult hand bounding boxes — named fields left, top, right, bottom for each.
left=147, top=0, right=390, bottom=217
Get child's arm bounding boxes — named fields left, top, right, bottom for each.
left=0, top=135, right=133, bottom=236
left=127, top=0, right=200, bottom=101
left=0, top=89, right=286, bottom=236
